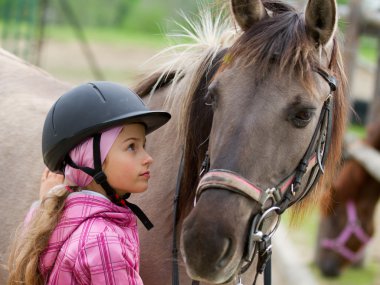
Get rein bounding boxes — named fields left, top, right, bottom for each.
left=321, top=200, right=371, bottom=263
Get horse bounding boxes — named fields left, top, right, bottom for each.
left=132, top=0, right=347, bottom=283
left=0, top=50, right=71, bottom=282
left=315, top=120, right=380, bottom=277
left=0, top=0, right=348, bottom=284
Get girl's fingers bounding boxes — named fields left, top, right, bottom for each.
left=39, top=168, right=65, bottom=199
left=41, top=168, right=50, bottom=181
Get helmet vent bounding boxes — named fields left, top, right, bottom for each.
left=89, top=83, right=106, bottom=103
left=51, top=100, right=59, bottom=135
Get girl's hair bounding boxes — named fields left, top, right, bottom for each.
left=7, top=185, right=71, bottom=285
left=7, top=126, right=121, bottom=284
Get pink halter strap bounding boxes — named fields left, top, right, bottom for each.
left=321, top=200, right=371, bottom=263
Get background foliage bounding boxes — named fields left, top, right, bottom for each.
left=0, top=0, right=216, bottom=34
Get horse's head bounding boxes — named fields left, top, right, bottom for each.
left=316, top=121, right=380, bottom=277
left=180, top=0, right=347, bottom=283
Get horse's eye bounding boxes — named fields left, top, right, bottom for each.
left=291, top=110, right=314, bottom=128
left=296, top=111, right=312, bottom=121
left=205, top=88, right=217, bottom=109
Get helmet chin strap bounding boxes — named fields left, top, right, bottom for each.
left=65, top=133, right=153, bottom=230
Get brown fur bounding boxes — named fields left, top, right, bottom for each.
left=316, top=120, right=380, bottom=277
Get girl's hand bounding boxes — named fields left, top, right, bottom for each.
left=40, top=168, right=64, bottom=199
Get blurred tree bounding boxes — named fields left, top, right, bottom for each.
left=0, top=0, right=39, bottom=61
left=37, top=0, right=214, bottom=34
left=121, top=0, right=167, bottom=34
left=49, top=0, right=138, bottom=27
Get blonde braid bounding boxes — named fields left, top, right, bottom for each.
left=7, top=186, right=71, bottom=285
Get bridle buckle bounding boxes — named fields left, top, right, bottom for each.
left=260, top=187, right=281, bottom=209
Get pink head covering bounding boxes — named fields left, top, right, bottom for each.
left=64, top=126, right=123, bottom=187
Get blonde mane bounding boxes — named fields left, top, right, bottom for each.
left=136, top=2, right=239, bottom=137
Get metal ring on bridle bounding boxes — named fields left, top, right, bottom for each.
left=254, top=206, right=281, bottom=239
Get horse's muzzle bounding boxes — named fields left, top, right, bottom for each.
left=180, top=189, right=256, bottom=283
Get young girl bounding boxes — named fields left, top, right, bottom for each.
left=7, top=81, right=171, bottom=285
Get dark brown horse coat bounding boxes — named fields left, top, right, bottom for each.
left=316, top=121, right=380, bottom=277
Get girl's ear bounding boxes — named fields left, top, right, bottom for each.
left=231, top=0, right=268, bottom=31
left=305, top=0, right=337, bottom=46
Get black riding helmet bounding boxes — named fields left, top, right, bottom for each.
left=42, top=81, right=171, bottom=173
left=42, top=82, right=170, bottom=230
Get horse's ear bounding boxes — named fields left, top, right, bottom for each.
left=231, top=0, right=268, bottom=31
left=305, top=0, right=337, bottom=46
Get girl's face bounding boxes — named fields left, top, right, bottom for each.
left=103, top=123, right=153, bottom=195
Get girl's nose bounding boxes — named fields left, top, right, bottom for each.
left=143, top=152, right=153, bottom=166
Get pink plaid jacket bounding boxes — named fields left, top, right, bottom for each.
left=38, top=191, right=143, bottom=285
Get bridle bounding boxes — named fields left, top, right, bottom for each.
left=196, top=67, right=336, bottom=212
left=172, top=49, right=338, bottom=285
left=194, top=67, right=336, bottom=284
left=321, top=200, right=371, bottom=263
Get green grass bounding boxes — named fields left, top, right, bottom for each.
left=43, top=25, right=169, bottom=48
left=359, top=36, right=378, bottom=63
left=311, top=262, right=377, bottom=285
left=282, top=207, right=378, bottom=285
left=337, top=0, right=349, bottom=5
left=282, top=208, right=319, bottom=248
left=0, top=21, right=169, bottom=48
left=348, top=124, right=366, bottom=139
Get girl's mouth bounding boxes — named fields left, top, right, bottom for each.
left=140, top=171, right=150, bottom=179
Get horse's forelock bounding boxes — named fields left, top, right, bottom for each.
left=228, top=6, right=318, bottom=83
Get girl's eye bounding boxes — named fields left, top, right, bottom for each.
left=127, top=143, right=136, bottom=151
left=291, top=110, right=314, bottom=128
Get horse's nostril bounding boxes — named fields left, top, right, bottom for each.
left=215, top=238, right=232, bottom=269
left=319, top=259, right=342, bottom=277
left=181, top=226, right=235, bottom=275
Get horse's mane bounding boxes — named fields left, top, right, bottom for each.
left=135, top=2, right=237, bottom=104
left=134, top=3, right=238, bottom=221
left=136, top=0, right=347, bottom=221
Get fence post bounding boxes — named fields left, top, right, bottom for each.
left=343, top=0, right=361, bottom=90
left=368, top=39, right=380, bottom=123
